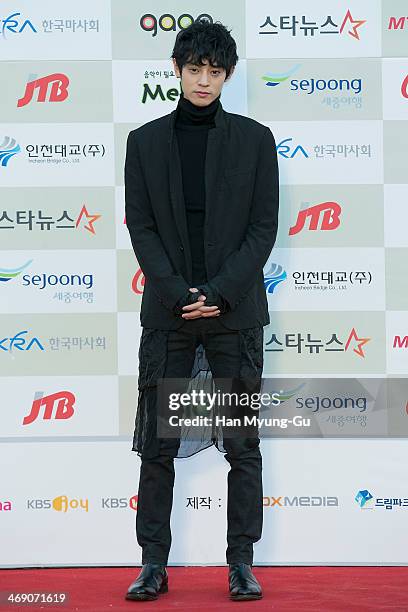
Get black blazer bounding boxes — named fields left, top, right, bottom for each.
left=124, top=100, right=279, bottom=330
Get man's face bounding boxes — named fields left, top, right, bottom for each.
left=172, top=57, right=234, bottom=106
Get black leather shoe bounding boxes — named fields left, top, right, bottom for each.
left=125, top=563, right=168, bottom=601
left=229, top=563, right=262, bottom=601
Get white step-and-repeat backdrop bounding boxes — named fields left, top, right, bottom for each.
left=1, top=0, right=408, bottom=567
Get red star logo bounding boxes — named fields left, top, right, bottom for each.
left=345, top=327, right=370, bottom=358
left=340, top=10, right=366, bottom=40
left=75, top=205, right=101, bottom=235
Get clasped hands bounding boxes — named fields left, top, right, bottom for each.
left=173, top=283, right=229, bottom=320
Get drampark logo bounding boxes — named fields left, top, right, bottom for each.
left=140, top=12, right=212, bottom=37
left=355, top=489, right=374, bottom=508
left=17, top=73, right=70, bottom=108
left=0, top=136, right=21, bottom=167
left=0, top=260, right=32, bottom=282
left=262, top=65, right=362, bottom=96
left=23, top=391, right=76, bottom=425
left=263, top=263, right=287, bottom=294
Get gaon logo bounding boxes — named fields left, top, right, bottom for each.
left=0, top=136, right=21, bottom=167
left=262, top=65, right=362, bottom=95
left=289, top=202, right=342, bottom=235
left=0, top=260, right=32, bottom=283
left=0, top=12, right=37, bottom=37
left=140, top=12, right=212, bottom=37
left=263, top=263, right=287, bottom=294
left=17, top=73, right=70, bottom=108
left=277, top=138, right=308, bottom=158
left=23, top=391, right=76, bottom=425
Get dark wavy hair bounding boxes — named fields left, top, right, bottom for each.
left=171, top=19, right=238, bottom=79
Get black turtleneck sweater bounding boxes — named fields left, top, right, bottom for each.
left=175, top=93, right=220, bottom=286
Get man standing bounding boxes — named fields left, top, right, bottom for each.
left=125, top=19, right=279, bottom=602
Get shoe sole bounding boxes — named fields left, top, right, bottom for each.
left=125, top=582, right=168, bottom=601
left=230, top=593, right=263, bottom=601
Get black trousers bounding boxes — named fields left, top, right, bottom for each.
left=135, top=318, right=264, bottom=565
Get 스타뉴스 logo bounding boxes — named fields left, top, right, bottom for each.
left=17, top=73, right=70, bottom=108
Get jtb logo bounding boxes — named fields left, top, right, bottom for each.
left=289, top=202, right=341, bottom=235
left=17, top=73, right=69, bottom=108
left=23, top=391, right=75, bottom=425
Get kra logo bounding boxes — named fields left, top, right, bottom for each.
left=0, top=12, right=37, bottom=37
left=401, top=75, right=408, bottom=99
left=140, top=12, right=212, bottom=37
left=0, top=331, right=44, bottom=352
left=17, top=73, right=70, bottom=108
left=289, top=202, right=342, bottom=236
left=132, top=268, right=145, bottom=294
left=23, top=391, right=76, bottom=425
left=277, top=138, right=308, bottom=159
left=0, top=136, right=21, bottom=167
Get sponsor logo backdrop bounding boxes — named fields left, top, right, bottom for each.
left=1, top=0, right=408, bottom=566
